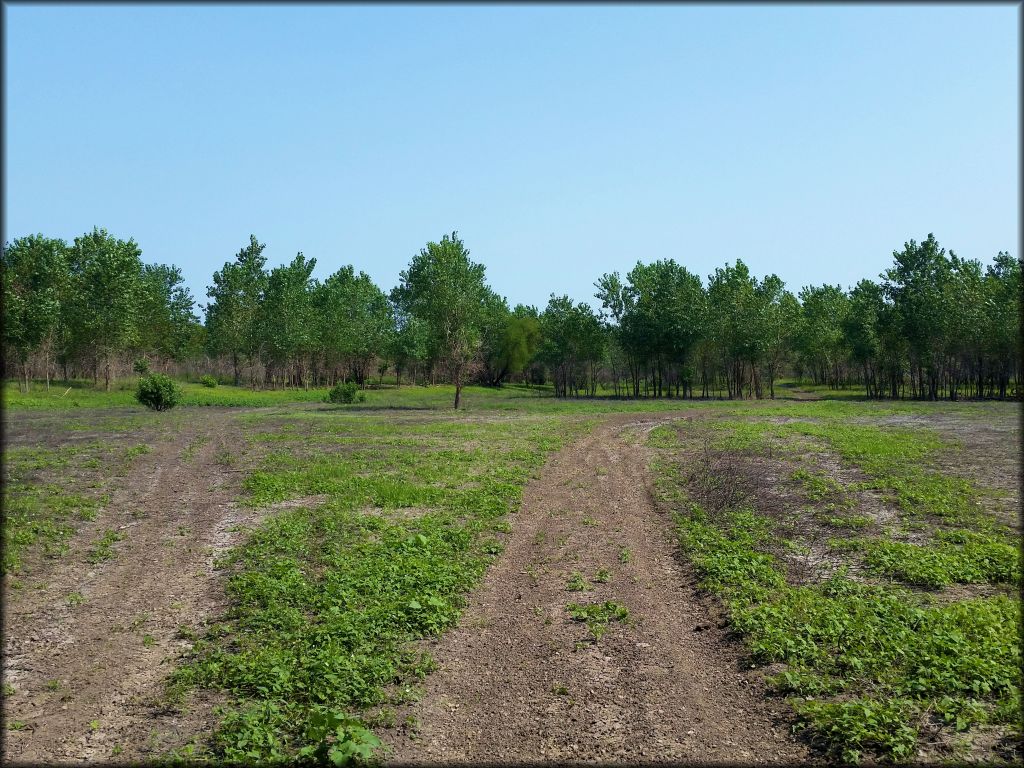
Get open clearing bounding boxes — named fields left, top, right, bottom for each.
left=2, top=384, right=1020, bottom=765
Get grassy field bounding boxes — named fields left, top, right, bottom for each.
left=2, top=382, right=1019, bottom=764
left=649, top=404, right=1021, bottom=763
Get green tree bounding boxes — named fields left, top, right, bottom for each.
left=843, top=279, right=885, bottom=398
left=395, top=232, right=488, bottom=408
left=64, top=228, right=145, bottom=390
left=538, top=296, right=606, bottom=397
left=1, top=234, right=68, bottom=391
left=315, top=266, right=394, bottom=386
left=137, top=263, right=198, bottom=365
left=707, top=260, right=761, bottom=398
left=795, top=284, right=850, bottom=389
left=881, top=234, right=952, bottom=400
left=205, top=235, right=268, bottom=386
left=982, top=252, right=1021, bottom=398
left=262, top=253, right=317, bottom=388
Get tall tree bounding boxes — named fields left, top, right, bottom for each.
left=315, top=265, right=394, bottom=386
left=1, top=234, right=68, bottom=391
left=205, top=235, right=268, bottom=385
left=65, top=228, right=144, bottom=390
left=137, top=263, right=198, bottom=365
left=395, top=232, right=487, bottom=408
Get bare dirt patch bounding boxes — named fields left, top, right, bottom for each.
left=855, top=411, right=1021, bottom=531
left=2, top=408, right=265, bottom=763
left=384, top=414, right=809, bottom=764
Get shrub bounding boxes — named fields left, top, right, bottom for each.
left=326, top=381, right=359, bottom=404
left=132, top=358, right=150, bottom=375
left=136, top=373, right=182, bottom=411
left=199, top=375, right=218, bottom=388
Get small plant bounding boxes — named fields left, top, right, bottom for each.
left=566, top=571, right=591, bottom=592
left=551, top=683, right=569, bottom=695
left=326, top=381, right=359, bottom=405
left=142, top=634, right=156, bottom=648
left=87, top=530, right=124, bottom=563
left=594, top=568, right=611, bottom=583
left=3, top=683, right=15, bottom=696
left=111, top=745, right=124, bottom=756
left=199, top=374, right=218, bottom=388
left=89, top=719, right=100, bottom=731
left=135, top=373, right=182, bottom=411
left=567, top=600, right=629, bottom=640
left=214, top=449, right=235, bottom=467
left=132, top=358, right=150, bottom=375
left=7, top=720, right=27, bottom=731
left=45, top=679, right=61, bottom=691
left=618, top=548, right=632, bottom=563
left=67, top=591, right=85, bottom=606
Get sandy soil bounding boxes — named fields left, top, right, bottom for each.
left=2, top=408, right=260, bottom=763
left=385, top=414, right=810, bottom=764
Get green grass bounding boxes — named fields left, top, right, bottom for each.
left=2, top=379, right=336, bottom=410
left=168, top=409, right=587, bottom=762
left=566, top=600, right=630, bottom=641
left=2, top=443, right=113, bottom=572
left=653, top=420, right=1022, bottom=764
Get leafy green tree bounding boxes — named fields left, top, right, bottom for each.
left=983, top=252, right=1021, bottom=398
left=759, top=276, right=799, bottom=399
left=64, top=228, right=145, bottom=390
left=137, top=263, right=198, bottom=364
left=395, top=232, right=488, bottom=408
left=881, top=234, right=952, bottom=400
left=843, top=279, right=885, bottom=398
left=315, top=266, right=394, bottom=387
left=262, top=253, right=318, bottom=387
left=707, top=260, right=762, bottom=398
left=388, top=299, right=429, bottom=386
left=795, top=284, right=850, bottom=389
left=205, top=235, right=268, bottom=385
left=1, top=234, right=68, bottom=391
left=538, top=296, right=606, bottom=397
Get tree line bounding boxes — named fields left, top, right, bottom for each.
left=3, top=228, right=1020, bottom=405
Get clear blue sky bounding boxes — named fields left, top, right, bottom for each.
left=4, top=3, right=1019, bottom=316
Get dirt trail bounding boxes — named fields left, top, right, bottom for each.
left=387, top=413, right=809, bottom=764
left=2, top=409, right=258, bottom=763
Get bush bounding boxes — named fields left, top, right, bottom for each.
left=136, top=373, right=182, bottom=411
left=199, top=375, right=218, bottom=388
left=326, top=381, right=359, bottom=404
left=132, top=358, right=151, bottom=375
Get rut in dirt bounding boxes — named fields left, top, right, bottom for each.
left=2, top=409, right=259, bottom=764
left=387, top=413, right=809, bottom=764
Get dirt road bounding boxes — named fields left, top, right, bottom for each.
left=2, top=409, right=257, bottom=763
left=386, top=414, right=808, bottom=764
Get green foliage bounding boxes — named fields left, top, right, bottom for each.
left=394, top=231, right=488, bottom=407
left=205, top=235, right=268, bottom=385
left=864, top=535, right=1020, bottom=589
left=326, top=381, right=359, bottom=405
left=1, top=234, right=67, bottom=386
left=566, top=601, right=629, bottom=640
left=2, top=443, right=112, bottom=572
left=87, top=529, right=124, bottom=563
left=652, top=421, right=1021, bottom=763
left=132, top=358, right=151, bottom=375
left=794, top=698, right=918, bottom=763
left=538, top=295, right=606, bottom=397
left=171, top=409, right=581, bottom=761
left=135, top=373, right=182, bottom=411
left=566, top=571, right=591, bottom=592
left=199, top=374, right=218, bottom=388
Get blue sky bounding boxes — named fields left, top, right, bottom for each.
left=4, top=3, right=1018, bottom=316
